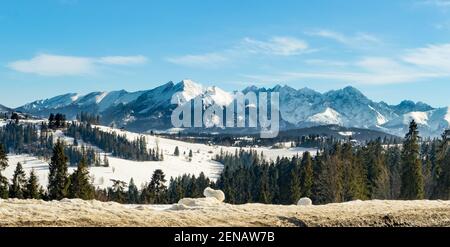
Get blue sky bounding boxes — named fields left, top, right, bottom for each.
left=1, top=0, right=450, bottom=107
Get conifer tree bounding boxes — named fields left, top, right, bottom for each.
left=109, top=179, right=127, bottom=203
left=257, top=164, right=271, bottom=203
left=0, top=143, right=7, bottom=170
left=400, top=120, right=425, bottom=199
left=68, top=156, right=95, bottom=200
left=300, top=151, right=313, bottom=198
left=10, top=162, right=27, bottom=199
left=103, top=154, right=110, bottom=167
left=433, top=130, right=450, bottom=199
left=364, top=140, right=389, bottom=199
left=127, top=178, right=140, bottom=204
left=174, top=146, right=180, bottom=156
left=48, top=140, right=69, bottom=200
left=0, top=143, right=9, bottom=199
left=289, top=165, right=301, bottom=204
left=25, top=169, right=41, bottom=199
left=147, top=169, right=168, bottom=204
left=386, top=146, right=402, bottom=199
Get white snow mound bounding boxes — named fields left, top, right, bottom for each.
left=297, top=197, right=313, bottom=206
left=173, top=197, right=222, bottom=210
left=203, top=187, right=225, bottom=202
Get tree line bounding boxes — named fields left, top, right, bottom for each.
left=214, top=121, right=450, bottom=204
left=0, top=140, right=211, bottom=203
left=0, top=122, right=107, bottom=167
left=65, top=123, right=163, bottom=161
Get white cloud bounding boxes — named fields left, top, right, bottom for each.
left=8, top=54, right=94, bottom=76
left=243, top=52, right=448, bottom=85
left=166, top=53, right=228, bottom=68
left=402, top=43, right=450, bottom=71
left=167, top=36, right=311, bottom=68
left=306, top=29, right=381, bottom=46
left=304, top=59, right=348, bottom=67
left=98, top=55, right=148, bottom=65
left=7, top=53, right=148, bottom=76
left=241, top=36, right=310, bottom=56
left=243, top=70, right=441, bottom=85
left=422, top=0, right=450, bottom=7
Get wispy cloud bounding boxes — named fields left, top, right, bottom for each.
left=243, top=43, right=450, bottom=85
left=402, top=43, right=450, bottom=71
left=166, top=53, right=229, bottom=68
left=422, top=0, right=450, bottom=7
left=306, top=29, right=381, bottom=46
left=167, top=36, right=311, bottom=68
left=244, top=70, right=442, bottom=85
left=304, top=59, right=349, bottom=67
left=98, top=55, right=148, bottom=65
left=241, top=36, right=310, bottom=56
left=7, top=53, right=148, bottom=76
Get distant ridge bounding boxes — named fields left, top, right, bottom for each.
left=9, top=80, right=450, bottom=137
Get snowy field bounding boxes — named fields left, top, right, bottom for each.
left=1, top=198, right=450, bottom=227
left=94, top=125, right=316, bottom=162
left=2, top=123, right=315, bottom=189
left=4, top=154, right=224, bottom=189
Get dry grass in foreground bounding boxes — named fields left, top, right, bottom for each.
left=1, top=198, right=450, bottom=227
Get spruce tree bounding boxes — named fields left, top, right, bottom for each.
left=10, top=162, right=27, bottom=199
left=400, top=120, right=425, bottom=199
left=289, top=166, right=301, bottom=204
left=0, top=143, right=9, bottom=199
left=364, top=140, right=389, bottom=199
left=25, top=169, right=41, bottom=199
left=300, top=151, right=313, bottom=198
left=174, top=146, right=180, bottom=156
left=0, top=143, right=7, bottom=171
left=148, top=169, right=168, bottom=204
left=433, top=131, right=450, bottom=199
left=48, top=140, right=69, bottom=200
left=103, top=154, right=110, bottom=167
left=109, top=179, right=127, bottom=203
left=68, top=156, right=95, bottom=200
left=127, top=178, right=140, bottom=204
left=256, top=163, right=271, bottom=203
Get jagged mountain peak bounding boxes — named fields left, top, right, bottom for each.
left=242, top=85, right=260, bottom=93
left=176, top=79, right=203, bottom=90
left=393, top=100, right=434, bottom=115
left=325, top=85, right=367, bottom=100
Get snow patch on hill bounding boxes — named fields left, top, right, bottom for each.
left=307, top=108, right=342, bottom=125
left=404, top=111, right=429, bottom=125
left=445, top=107, right=450, bottom=124
left=3, top=124, right=315, bottom=189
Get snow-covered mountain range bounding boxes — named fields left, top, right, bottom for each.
left=10, top=80, right=450, bottom=137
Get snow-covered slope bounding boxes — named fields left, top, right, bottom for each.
left=306, top=107, right=343, bottom=125
left=17, top=89, right=146, bottom=119
left=0, top=104, right=11, bottom=113
left=382, top=107, right=450, bottom=137
left=19, top=93, right=80, bottom=112
left=3, top=125, right=315, bottom=189
left=246, top=84, right=446, bottom=137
